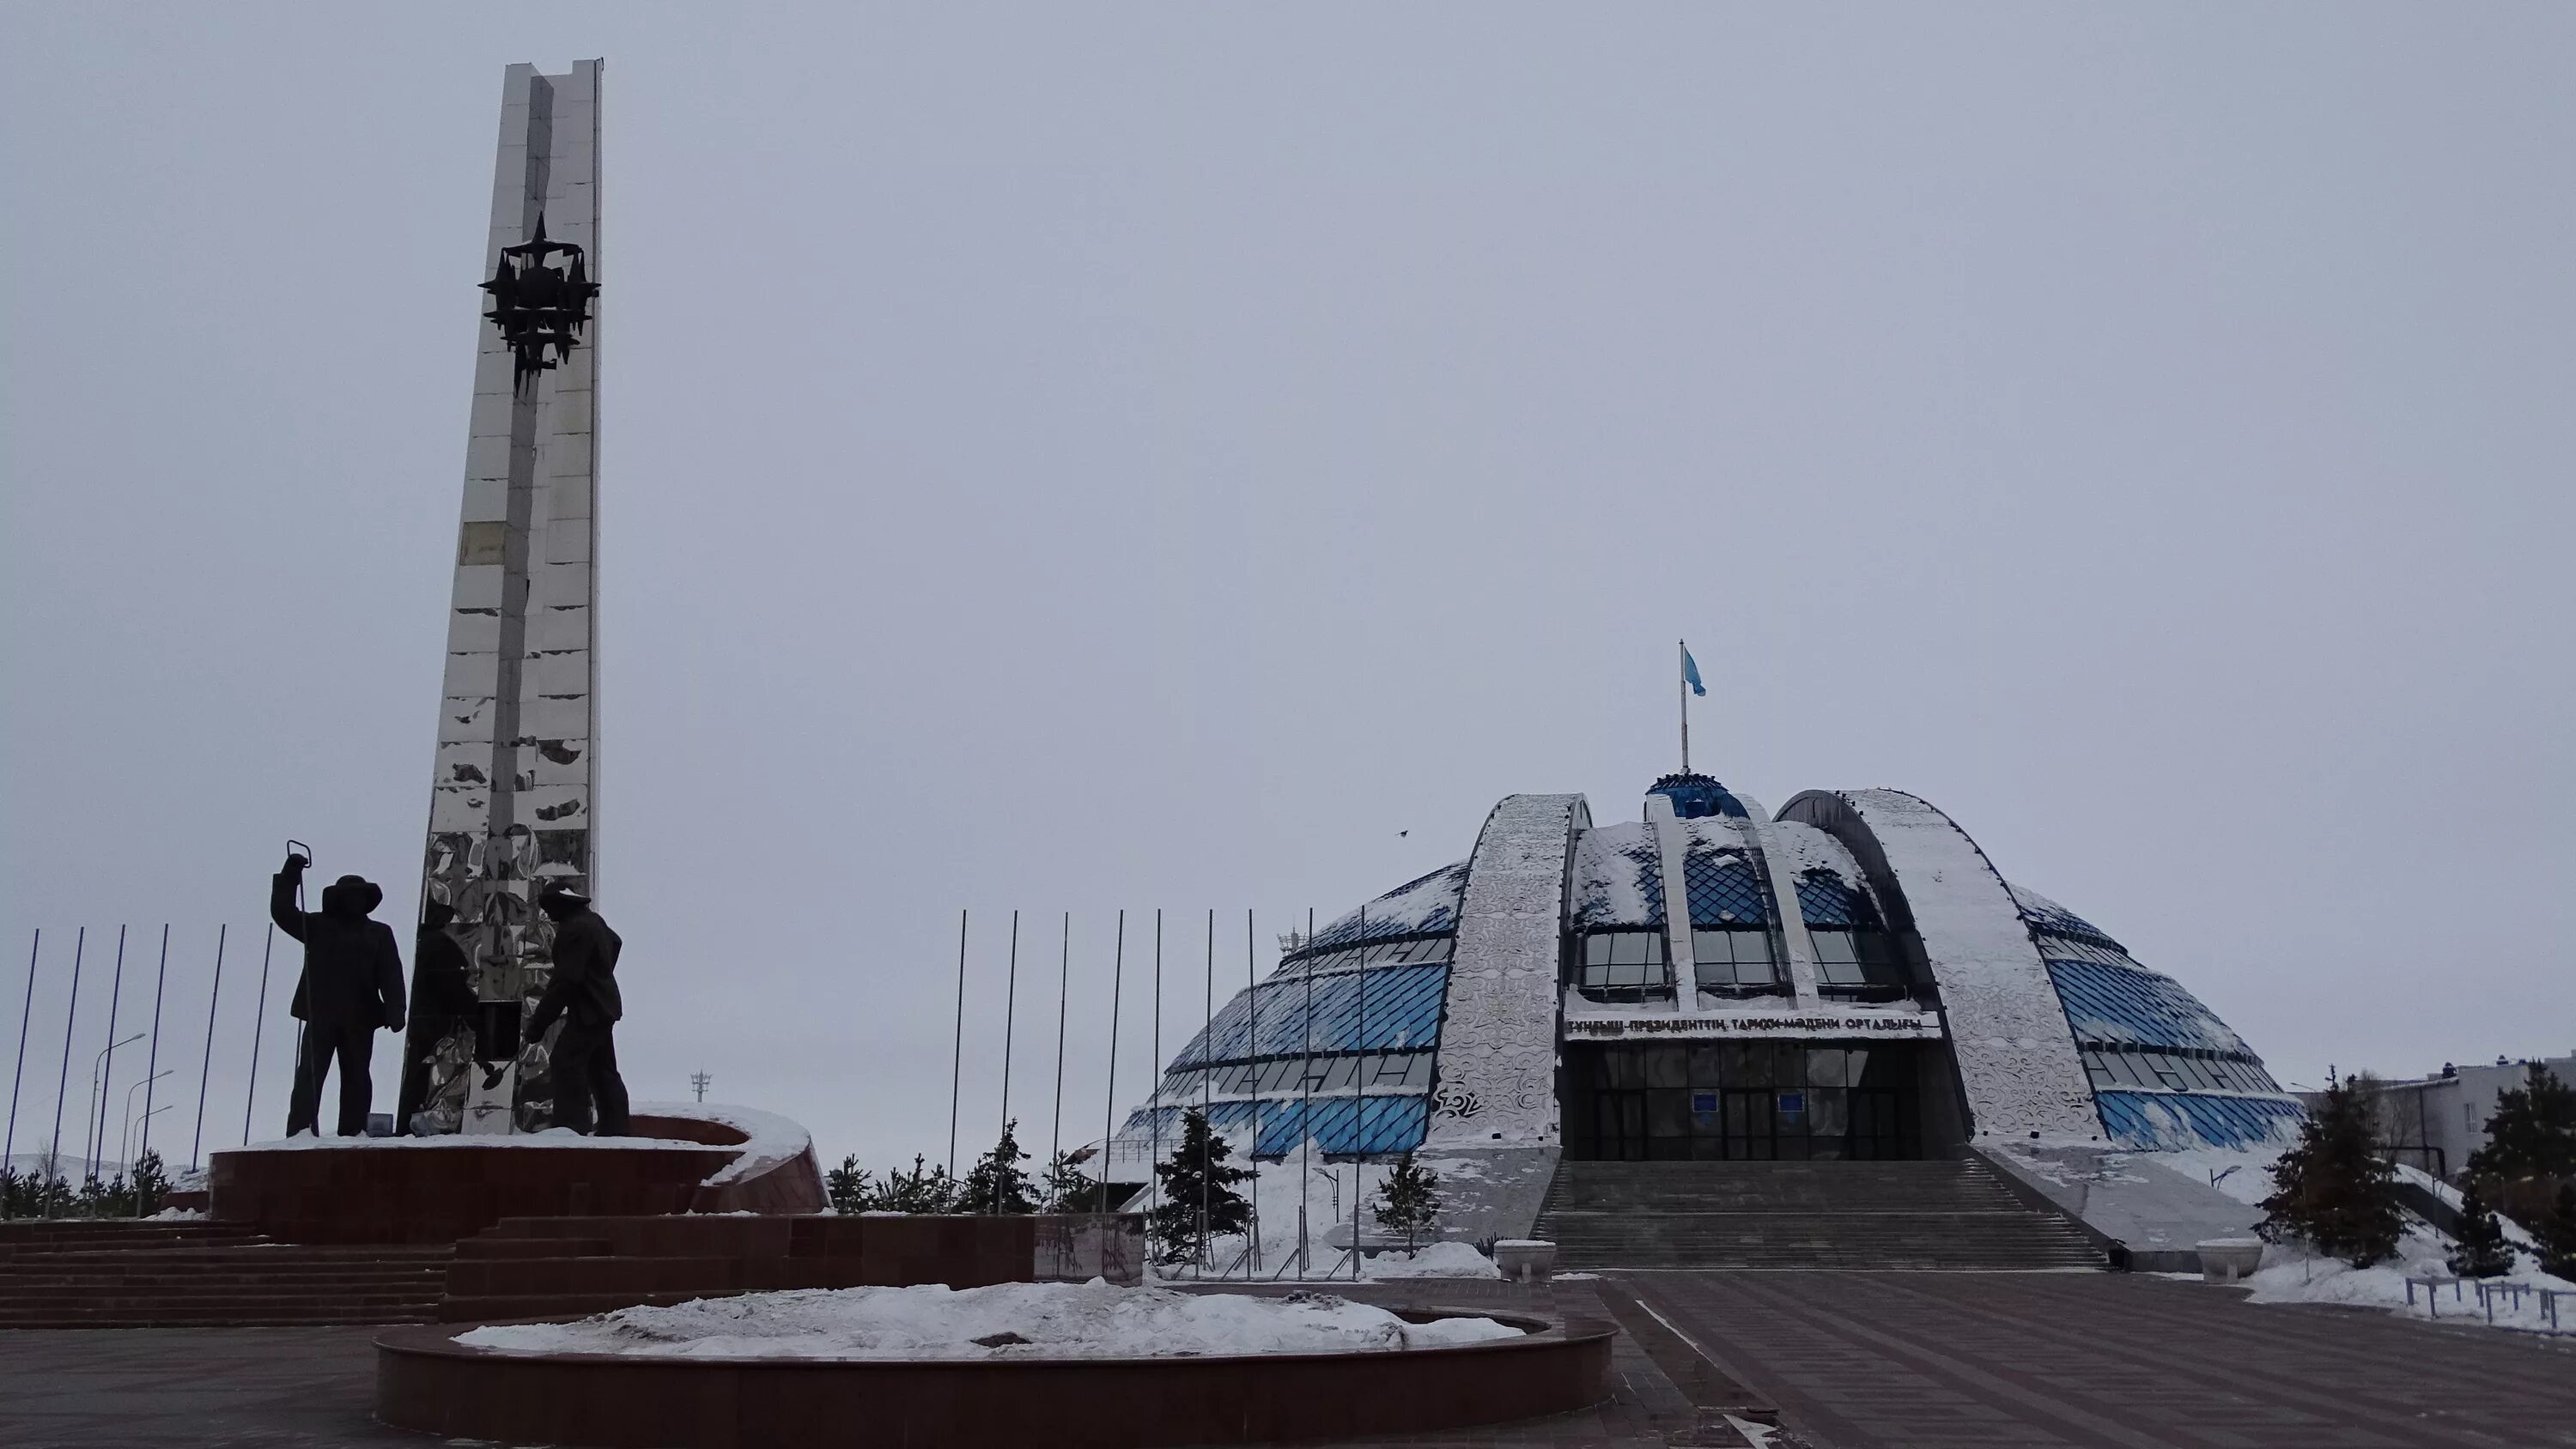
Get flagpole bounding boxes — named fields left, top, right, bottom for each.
left=1679, top=639, right=1690, bottom=774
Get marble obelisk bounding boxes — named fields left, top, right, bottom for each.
left=409, top=60, right=604, bottom=1136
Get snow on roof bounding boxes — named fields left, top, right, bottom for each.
left=2008, top=884, right=2123, bottom=949
left=1299, top=861, right=1470, bottom=953
left=1571, top=821, right=1662, bottom=928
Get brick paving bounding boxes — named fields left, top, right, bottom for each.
left=1622, top=1270, right=2576, bottom=1448
left=1, top=1271, right=2570, bottom=1447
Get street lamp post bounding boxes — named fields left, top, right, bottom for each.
left=83, top=1033, right=143, bottom=1183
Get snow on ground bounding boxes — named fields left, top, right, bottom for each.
left=1364, top=1242, right=1502, bottom=1279
left=2235, top=1221, right=2573, bottom=1335
left=2145, top=1143, right=2284, bottom=1206
left=456, top=1280, right=1523, bottom=1359
left=1143, top=1137, right=1500, bottom=1279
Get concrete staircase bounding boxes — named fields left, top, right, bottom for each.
left=1531, top=1159, right=2105, bottom=1270
left=0, top=1221, right=449, bottom=1326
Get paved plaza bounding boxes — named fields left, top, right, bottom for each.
left=1, top=1272, right=2569, bottom=1448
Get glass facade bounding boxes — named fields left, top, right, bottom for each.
left=2020, top=888, right=2299, bottom=1150
left=1561, top=1041, right=1923, bottom=1161
left=2094, top=1089, right=2305, bottom=1150
left=1123, top=870, right=1459, bottom=1160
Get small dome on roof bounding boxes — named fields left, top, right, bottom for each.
left=1647, top=772, right=1747, bottom=820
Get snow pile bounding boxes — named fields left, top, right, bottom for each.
left=635, top=1100, right=813, bottom=1189
left=2145, top=1143, right=2282, bottom=1205
left=1364, top=1242, right=1502, bottom=1279
left=2240, top=1230, right=2573, bottom=1335
left=456, top=1281, right=1523, bottom=1359
left=233, top=1127, right=708, bottom=1152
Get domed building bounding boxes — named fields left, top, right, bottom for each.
left=1113, top=774, right=2303, bottom=1265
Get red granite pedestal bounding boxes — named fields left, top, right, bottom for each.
left=208, top=1106, right=824, bottom=1246
left=376, top=1308, right=1615, bottom=1448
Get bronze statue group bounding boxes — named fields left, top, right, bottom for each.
left=268, top=852, right=629, bottom=1139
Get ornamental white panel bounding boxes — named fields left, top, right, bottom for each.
left=1427, top=793, right=1587, bottom=1149
left=1832, top=790, right=2100, bottom=1142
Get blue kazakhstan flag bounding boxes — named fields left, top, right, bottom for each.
left=1681, top=641, right=1706, bottom=697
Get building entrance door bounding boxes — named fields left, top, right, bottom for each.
left=1591, top=1090, right=1649, bottom=1161
left=1560, top=1040, right=1929, bottom=1161
left=1849, top=1088, right=1906, bottom=1159
left=1721, top=1089, right=1777, bottom=1160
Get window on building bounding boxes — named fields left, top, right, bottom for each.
left=1577, top=930, right=1672, bottom=1002
left=1692, top=928, right=1783, bottom=993
left=1810, top=926, right=1907, bottom=998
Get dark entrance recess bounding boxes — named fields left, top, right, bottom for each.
left=1561, top=1041, right=1923, bottom=1161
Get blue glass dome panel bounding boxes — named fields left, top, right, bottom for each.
left=1299, top=863, right=1469, bottom=954
left=1648, top=773, right=1749, bottom=819
left=2045, top=958, right=2250, bottom=1056
left=1685, top=849, right=1768, bottom=927
left=1168, top=961, right=1450, bottom=1067
left=2095, top=1090, right=2303, bottom=1150
left=1791, top=870, right=1880, bottom=931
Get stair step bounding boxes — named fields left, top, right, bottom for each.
left=1532, top=1159, right=2103, bottom=1270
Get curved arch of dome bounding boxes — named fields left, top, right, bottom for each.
left=1425, top=792, right=1589, bottom=1149
left=1779, top=788, right=2101, bottom=1143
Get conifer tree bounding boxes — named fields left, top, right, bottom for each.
left=825, top=1155, right=872, bottom=1215
left=961, top=1120, right=1039, bottom=1215
left=1147, top=1108, right=1251, bottom=1264
left=1038, top=1149, right=1097, bottom=1214
left=2259, top=1076, right=2404, bottom=1267
left=2538, top=1182, right=2576, bottom=1281
left=2467, top=1066, right=2576, bottom=1183
left=872, top=1155, right=963, bottom=1214
left=1371, top=1151, right=1442, bottom=1252
left=2445, top=1179, right=2515, bottom=1278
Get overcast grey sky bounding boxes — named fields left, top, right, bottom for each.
left=4, top=4, right=2569, bottom=1171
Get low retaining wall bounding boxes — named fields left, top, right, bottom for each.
left=377, top=1309, right=1613, bottom=1448
left=209, top=1103, right=826, bottom=1245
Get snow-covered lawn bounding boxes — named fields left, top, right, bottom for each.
left=2230, top=1222, right=2573, bottom=1336
left=456, top=1280, right=1524, bottom=1359
left=1363, top=1241, right=1503, bottom=1279
left=1133, top=1138, right=1503, bottom=1280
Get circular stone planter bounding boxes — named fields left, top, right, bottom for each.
left=376, top=1307, right=1612, bottom=1447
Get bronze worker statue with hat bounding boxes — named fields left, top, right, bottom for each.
left=270, top=851, right=409, bottom=1136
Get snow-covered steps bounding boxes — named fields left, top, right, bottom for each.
left=1530, top=1158, right=2105, bottom=1270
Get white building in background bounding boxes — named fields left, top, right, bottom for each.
left=2340, top=1055, right=2576, bottom=1180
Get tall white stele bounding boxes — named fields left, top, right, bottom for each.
left=410, top=60, right=605, bottom=1137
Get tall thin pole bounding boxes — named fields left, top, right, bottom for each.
left=1200, top=908, right=1212, bottom=1270
left=1098, top=909, right=1124, bottom=1213
left=1148, top=911, right=1162, bottom=1223
left=1245, top=907, right=1260, bottom=1272
left=46, top=928, right=86, bottom=1192
left=945, top=910, right=967, bottom=1176
left=1300, top=906, right=1314, bottom=1274
left=1048, top=912, right=1069, bottom=1178
left=1680, top=638, right=1690, bottom=774
left=140, top=925, right=168, bottom=1164
left=995, top=911, right=1018, bottom=1214
left=242, top=925, right=273, bottom=1145
left=1352, top=901, right=1365, bottom=1280
left=5, top=930, right=37, bottom=1188
left=191, top=925, right=226, bottom=1171
left=92, top=925, right=128, bottom=1180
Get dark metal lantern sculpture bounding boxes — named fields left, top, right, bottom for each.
left=481, top=215, right=598, bottom=391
